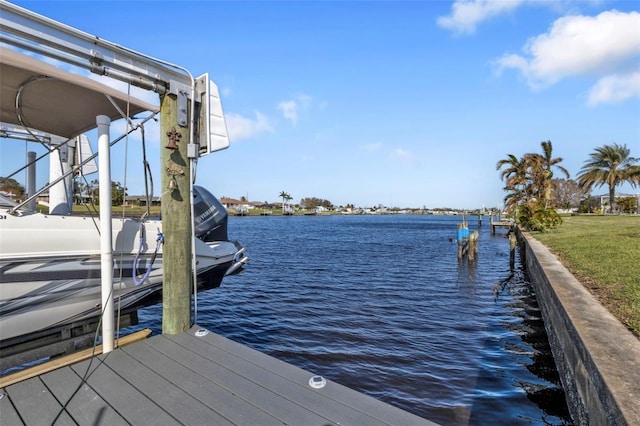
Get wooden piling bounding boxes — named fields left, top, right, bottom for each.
left=457, top=240, right=467, bottom=260
left=473, top=232, right=479, bottom=255
left=468, top=231, right=479, bottom=261
left=457, top=223, right=467, bottom=260
left=509, top=233, right=517, bottom=271
left=160, top=93, right=192, bottom=334
left=457, top=224, right=478, bottom=262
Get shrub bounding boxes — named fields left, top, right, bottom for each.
left=518, top=204, right=562, bottom=232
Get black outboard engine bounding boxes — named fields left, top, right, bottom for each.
left=193, top=185, right=229, bottom=242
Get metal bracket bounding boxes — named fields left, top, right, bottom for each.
left=167, top=80, right=191, bottom=97
left=168, top=80, right=193, bottom=127
left=177, top=89, right=188, bottom=127
left=194, top=74, right=208, bottom=99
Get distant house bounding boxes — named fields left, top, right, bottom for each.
left=37, top=193, right=50, bottom=205
left=124, top=195, right=161, bottom=207
left=255, top=202, right=278, bottom=209
left=598, top=193, right=640, bottom=214
left=220, top=197, right=250, bottom=211
left=0, top=191, right=52, bottom=205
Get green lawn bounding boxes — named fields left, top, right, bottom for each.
left=532, top=215, right=640, bottom=337
left=71, top=204, right=162, bottom=217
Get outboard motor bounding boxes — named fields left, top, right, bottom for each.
left=193, top=185, right=228, bottom=242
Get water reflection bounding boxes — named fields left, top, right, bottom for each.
left=493, top=260, right=572, bottom=424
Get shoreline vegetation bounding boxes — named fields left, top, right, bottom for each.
left=70, top=205, right=489, bottom=217
left=496, top=141, right=639, bottom=337
left=532, top=215, right=640, bottom=338
left=70, top=204, right=639, bottom=337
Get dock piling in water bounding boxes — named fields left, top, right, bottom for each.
left=468, top=231, right=479, bottom=261
left=509, top=233, right=517, bottom=271
left=457, top=221, right=478, bottom=262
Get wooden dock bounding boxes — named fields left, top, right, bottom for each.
left=490, top=218, right=514, bottom=235
left=1, top=326, right=436, bottom=425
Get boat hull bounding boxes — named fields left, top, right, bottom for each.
left=0, top=212, right=241, bottom=345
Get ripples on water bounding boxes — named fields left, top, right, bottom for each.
left=136, top=215, right=571, bottom=425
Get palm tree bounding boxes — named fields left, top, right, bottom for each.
left=577, top=143, right=640, bottom=213
left=525, top=141, right=570, bottom=207
left=496, top=154, right=529, bottom=209
left=502, top=186, right=526, bottom=213
left=278, top=191, right=290, bottom=212
left=497, top=143, right=568, bottom=230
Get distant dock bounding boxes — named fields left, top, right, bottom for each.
left=1, top=326, right=436, bottom=425
left=490, top=217, right=514, bottom=235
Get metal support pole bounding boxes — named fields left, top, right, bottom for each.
left=97, top=115, right=114, bottom=353
left=27, top=151, right=36, bottom=211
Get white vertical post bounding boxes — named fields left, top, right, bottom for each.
left=27, top=151, right=36, bottom=211
left=49, top=141, right=73, bottom=215
left=97, top=115, right=114, bottom=353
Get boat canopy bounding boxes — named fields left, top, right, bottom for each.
left=1, top=47, right=159, bottom=139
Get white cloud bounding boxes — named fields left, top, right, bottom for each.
left=437, top=0, right=525, bottom=34
left=225, top=111, right=272, bottom=142
left=277, top=93, right=314, bottom=125
left=277, top=100, right=298, bottom=124
left=588, top=71, right=640, bottom=106
left=500, top=11, right=640, bottom=85
left=495, top=10, right=640, bottom=103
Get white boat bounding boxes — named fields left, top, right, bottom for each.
left=0, top=39, right=246, bottom=366
left=0, top=187, right=245, bottom=342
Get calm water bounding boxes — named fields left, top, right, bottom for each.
left=135, top=214, right=571, bottom=425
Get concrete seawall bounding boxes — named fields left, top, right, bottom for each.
left=518, top=230, right=640, bottom=425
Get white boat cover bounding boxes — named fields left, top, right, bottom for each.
left=0, top=47, right=159, bottom=138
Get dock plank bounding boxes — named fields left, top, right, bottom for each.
left=165, top=330, right=379, bottom=424
left=0, top=388, right=24, bottom=425
left=3, top=326, right=436, bottom=425
left=4, top=376, right=74, bottom=426
left=69, top=357, right=181, bottom=425
left=132, top=333, right=335, bottom=425
left=0, top=329, right=151, bottom=389
left=110, top=342, right=240, bottom=425
left=39, top=365, right=127, bottom=425
left=167, top=326, right=435, bottom=425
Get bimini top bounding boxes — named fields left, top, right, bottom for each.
left=1, top=47, right=160, bottom=139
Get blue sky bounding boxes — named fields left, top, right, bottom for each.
left=2, top=0, right=639, bottom=209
